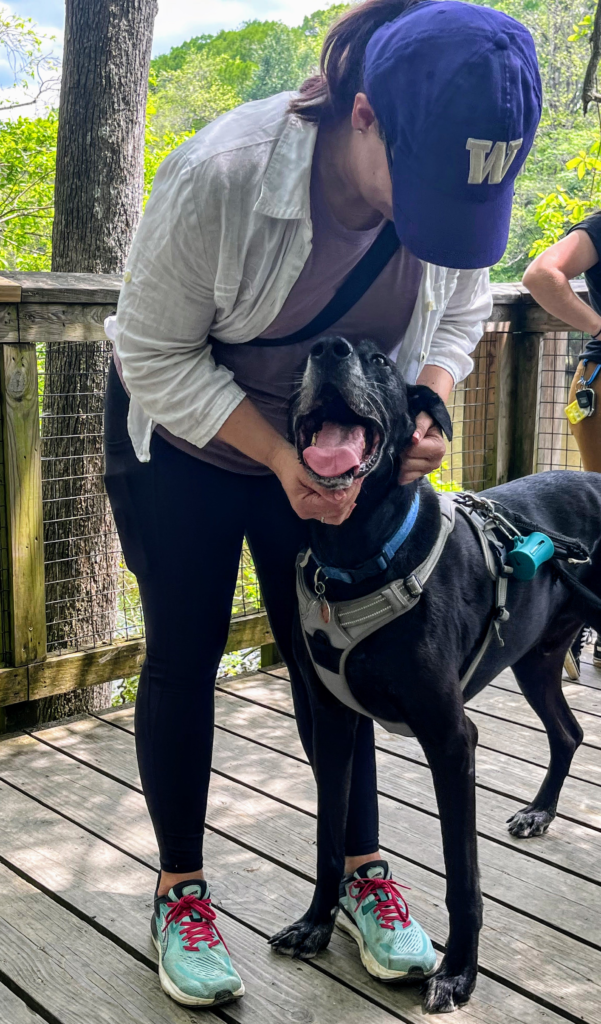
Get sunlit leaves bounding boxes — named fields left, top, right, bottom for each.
left=568, top=12, right=593, bottom=41
left=0, top=113, right=57, bottom=270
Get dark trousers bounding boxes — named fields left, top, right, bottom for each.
left=104, top=362, right=379, bottom=872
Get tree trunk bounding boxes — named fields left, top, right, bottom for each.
left=31, top=0, right=156, bottom=726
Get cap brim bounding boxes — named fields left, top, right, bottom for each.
left=391, top=159, right=514, bottom=270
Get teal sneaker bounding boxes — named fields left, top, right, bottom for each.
left=151, top=880, right=244, bottom=1006
left=337, top=860, right=437, bottom=982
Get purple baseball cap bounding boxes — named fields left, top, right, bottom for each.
left=364, top=0, right=541, bottom=269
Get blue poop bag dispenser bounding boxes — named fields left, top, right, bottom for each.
left=506, top=532, right=555, bottom=581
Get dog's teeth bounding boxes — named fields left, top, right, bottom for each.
left=311, top=433, right=317, bottom=446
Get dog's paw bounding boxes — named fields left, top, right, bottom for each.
left=422, top=965, right=477, bottom=1014
left=268, top=916, right=334, bottom=960
left=506, top=807, right=554, bottom=838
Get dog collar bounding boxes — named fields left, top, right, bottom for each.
left=309, top=491, right=421, bottom=585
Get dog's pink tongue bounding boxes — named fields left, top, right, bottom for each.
left=303, top=422, right=365, bottom=478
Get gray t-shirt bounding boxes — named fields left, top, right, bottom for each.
left=145, top=149, right=422, bottom=474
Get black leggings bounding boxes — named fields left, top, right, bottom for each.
left=104, top=362, right=379, bottom=873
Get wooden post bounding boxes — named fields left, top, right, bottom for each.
left=260, top=642, right=281, bottom=669
left=506, top=331, right=544, bottom=481
left=0, top=343, right=46, bottom=667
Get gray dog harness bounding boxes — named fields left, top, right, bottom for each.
left=296, top=492, right=510, bottom=737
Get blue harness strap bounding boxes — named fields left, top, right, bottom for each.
left=310, top=492, right=421, bottom=585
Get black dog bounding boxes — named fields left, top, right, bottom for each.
left=269, top=335, right=601, bottom=1013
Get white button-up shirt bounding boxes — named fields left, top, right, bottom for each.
left=107, top=92, right=492, bottom=462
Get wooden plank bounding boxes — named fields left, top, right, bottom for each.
left=4, top=725, right=601, bottom=1023
left=0, top=979, right=46, bottom=1023
left=0, top=277, right=21, bottom=303
left=491, top=662, right=601, bottom=704
left=27, top=714, right=601, bottom=948
left=469, top=681, right=601, bottom=750
left=0, top=859, right=222, bottom=1024
left=0, top=665, right=28, bottom=706
left=28, top=639, right=147, bottom=702
left=214, top=681, right=601, bottom=799
left=492, top=328, right=513, bottom=486
left=17, top=303, right=117, bottom=344
left=217, top=673, right=601, bottom=883
left=226, top=610, right=273, bottom=652
left=0, top=271, right=122, bottom=304
left=0, top=613, right=272, bottom=708
left=524, top=300, right=592, bottom=334
left=0, top=814, right=398, bottom=1024
left=468, top=707, right=601, bottom=785
left=0, top=780, right=563, bottom=1024
left=0, top=345, right=46, bottom=667
left=0, top=304, right=19, bottom=343
left=0, top=271, right=584, bottom=321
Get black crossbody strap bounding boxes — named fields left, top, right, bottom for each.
left=245, top=220, right=400, bottom=348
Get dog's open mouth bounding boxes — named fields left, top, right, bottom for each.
left=296, top=391, right=382, bottom=490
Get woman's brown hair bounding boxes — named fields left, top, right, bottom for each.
left=289, top=0, right=423, bottom=124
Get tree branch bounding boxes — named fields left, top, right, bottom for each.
left=582, top=0, right=601, bottom=114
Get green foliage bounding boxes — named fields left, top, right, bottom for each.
left=147, top=5, right=346, bottom=142
left=149, top=54, right=247, bottom=136
left=243, top=24, right=320, bottom=102
left=5, top=0, right=601, bottom=281
left=568, top=12, right=593, bottom=41
left=150, top=21, right=281, bottom=77
left=428, top=461, right=462, bottom=492
left=112, top=675, right=140, bottom=706
left=0, top=113, right=56, bottom=270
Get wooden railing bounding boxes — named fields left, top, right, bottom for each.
left=0, top=272, right=588, bottom=714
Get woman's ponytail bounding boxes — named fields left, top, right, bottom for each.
left=289, top=0, right=423, bottom=123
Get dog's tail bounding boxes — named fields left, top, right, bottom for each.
left=554, top=538, right=601, bottom=632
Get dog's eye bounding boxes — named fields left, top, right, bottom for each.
left=370, top=354, right=388, bottom=367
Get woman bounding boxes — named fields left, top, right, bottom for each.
left=523, top=215, right=601, bottom=677
left=105, top=0, right=540, bottom=1006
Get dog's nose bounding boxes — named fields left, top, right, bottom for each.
left=311, top=338, right=353, bottom=362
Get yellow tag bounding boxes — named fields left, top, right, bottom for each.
left=565, top=399, right=588, bottom=425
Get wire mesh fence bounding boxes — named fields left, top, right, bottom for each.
left=537, top=331, right=583, bottom=473
left=38, top=338, right=263, bottom=656
left=39, top=338, right=143, bottom=655
left=32, top=323, right=583, bottom=659
left=441, top=327, right=507, bottom=492
left=0, top=398, right=12, bottom=667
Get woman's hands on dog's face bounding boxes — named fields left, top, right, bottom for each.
left=399, top=413, right=446, bottom=484
left=271, top=446, right=361, bottom=524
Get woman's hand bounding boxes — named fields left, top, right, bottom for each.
left=398, top=413, right=446, bottom=484
left=271, top=445, right=361, bottom=524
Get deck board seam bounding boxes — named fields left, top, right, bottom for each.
left=53, top=717, right=601, bottom=886
left=0, top=774, right=588, bottom=1024
left=20, top=728, right=601, bottom=951
left=0, top=968, right=63, bottom=1024
left=0, top=792, right=415, bottom=1023
left=468, top=707, right=601, bottom=752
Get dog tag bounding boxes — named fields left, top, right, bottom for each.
left=320, top=598, right=331, bottom=625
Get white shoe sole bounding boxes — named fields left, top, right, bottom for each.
left=336, top=910, right=436, bottom=982
left=564, top=650, right=580, bottom=681
left=151, top=930, right=245, bottom=1006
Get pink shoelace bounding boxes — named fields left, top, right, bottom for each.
left=348, top=877, right=411, bottom=930
left=162, top=893, right=229, bottom=952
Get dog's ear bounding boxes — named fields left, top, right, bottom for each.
left=406, top=385, right=453, bottom=441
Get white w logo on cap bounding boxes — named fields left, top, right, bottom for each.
left=466, top=138, right=523, bottom=184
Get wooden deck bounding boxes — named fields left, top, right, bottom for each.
left=1, top=653, right=601, bottom=1024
